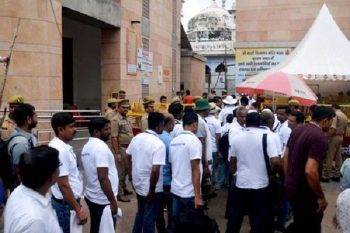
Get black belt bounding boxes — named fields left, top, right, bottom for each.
left=52, top=195, right=80, bottom=205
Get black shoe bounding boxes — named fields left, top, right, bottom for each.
left=117, top=195, right=130, bottom=202
left=123, top=189, right=133, bottom=196
left=320, top=177, right=330, bottom=183
left=331, top=177, right=340, bottom=182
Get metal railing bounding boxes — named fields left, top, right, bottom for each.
left=0, top=109, right=102, bottom=145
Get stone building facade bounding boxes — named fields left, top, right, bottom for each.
left=0, top=0, right=181, bottom=110
left=235, top=0, right=350, bottom=86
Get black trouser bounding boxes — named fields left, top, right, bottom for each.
left=85, top=197, right=116, bottom=233
left=286, top=190, right=323, bottom=233
left=156, top=185, right=172, bottom=233
left=226, top=186, right=274, bottom=233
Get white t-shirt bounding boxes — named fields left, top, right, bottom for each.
left=170, top=131, right=203, bottom=198
left=49, top=137, right=83, bottom=199
left=126, top=130, right=166, bottom=196
left=259, top=126, right=283, bottom=157
left=196, top=115, right=212, bottom=161
left=219, top=105, right=236, bottom=125
left=81, top=137, right=119, bottom=205
left=205, top=115, right=221, bottom=152
left=4, top=185, right=62, bottom=233
left=229, top=127, right=278, bottom=189
left=228, top=120, right=245, bottom=159
left=170, top=119, right=183, bottom=138
left=274, top=120, right=291, bottom=153
left=221, top=122, right=233, bottom=136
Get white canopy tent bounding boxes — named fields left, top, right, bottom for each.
left=279, top=4, right=350, bottom=79
left=238, top=4, right=350, bottom=98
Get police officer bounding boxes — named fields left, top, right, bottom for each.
left=111, top=99, right=134, bottom=202
left=104, top=98, right=118, bottom=121
left=118, top=90, right=126, bottom=100
left=140, top=96, right=155, bottom=132
left=1, top=95, right=24, bottom=141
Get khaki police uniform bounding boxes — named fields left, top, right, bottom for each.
left=140, top=96, right=155, bottom=132
left=1, top=116, right=16, bottom=141
left=323, top=109, right=348, bottom=179
left=140, top=115, right=148, bottom=132
left=105, top=107, right=116, bottom=121
left=1, top=95, right=25, bottom=141
left=104, top=98, right=118, bottom=121
left=111, top=107, right=133, bottom=195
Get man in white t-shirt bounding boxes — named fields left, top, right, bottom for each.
left=260, top=111, right=283, bottom=157
left=4, top=146, right=62, bottom=233
left=194, top=99, right=212, bottom=177
left=194, top=99, right=213, bottom=205
left=168, top=102, right=184, bottom=138
left=169, top=111, right=203, bottom=232
left=226, top=112, right=281, bottom=233
left=228, top=107, right=248, bottom=158
left=206, top=103, right=224, bottom=189
left=126, top=112, right=166, bottom=233
left=49, top=113, right=87, bottom=233
left=274, top=106, right=292, bottom=154
left=81, top=117, right=119, bottom=233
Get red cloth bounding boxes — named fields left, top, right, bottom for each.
left=183, top=95, right=193, bottom=104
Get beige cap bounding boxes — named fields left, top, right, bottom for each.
left=143, top=96, right=155, bottom=105
left=118, top=99, right=131, bottom=107
left=107, top=98, right=118, bottom=104
left=8, top=95, right=24, bottom=104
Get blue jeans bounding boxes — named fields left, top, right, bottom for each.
left=132, top=193, right=163, bottom=233
left=156, top=185, right=172, bottom=233
left=212, top=152, right=228, bottom=187
left=171, top=194, right=195, bottom=233
left=0, top=180, right=4, bottom=207
left=52, top=197, right=80, bottom=233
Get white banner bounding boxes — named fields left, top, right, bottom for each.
left=137, top=48, right=153, bottom=73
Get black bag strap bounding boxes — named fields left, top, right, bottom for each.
left=262, top=133, right=272, bottom=177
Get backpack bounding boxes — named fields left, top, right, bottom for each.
left=0, top=134, right=33, bottom=190
left=175, top=208, right=220, bottom=233
left=218, top=131, right=229, bottom=160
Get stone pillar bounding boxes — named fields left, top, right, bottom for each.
left=0, top=0, right=63, bottom=109
left=101, top=28, right=121, bottom=110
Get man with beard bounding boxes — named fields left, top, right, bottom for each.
left=82, top=118, right=119, bottom=233
left=284, top=106, right=335, bottom=233
left=8, top=103, right=37, bottom=187
left=49, top=112, right=88, bottom=233
left=1, top=95, right=24, bottom=141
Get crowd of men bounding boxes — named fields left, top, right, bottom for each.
left=0, top=89, right=349, bottom=233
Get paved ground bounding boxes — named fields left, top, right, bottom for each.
left=0, top=180, right=342, bottom=233
left=83, top=180, right=340, bottom=233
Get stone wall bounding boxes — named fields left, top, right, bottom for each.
left=0, top=0, right=62, bottom=109
left=63, top=0, right=121, bottom=27
left=101, top=0, right=182, bottom=107
left=236, top=0, right=350, bottom=45
left=181, top=52, right=207, bottom=96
